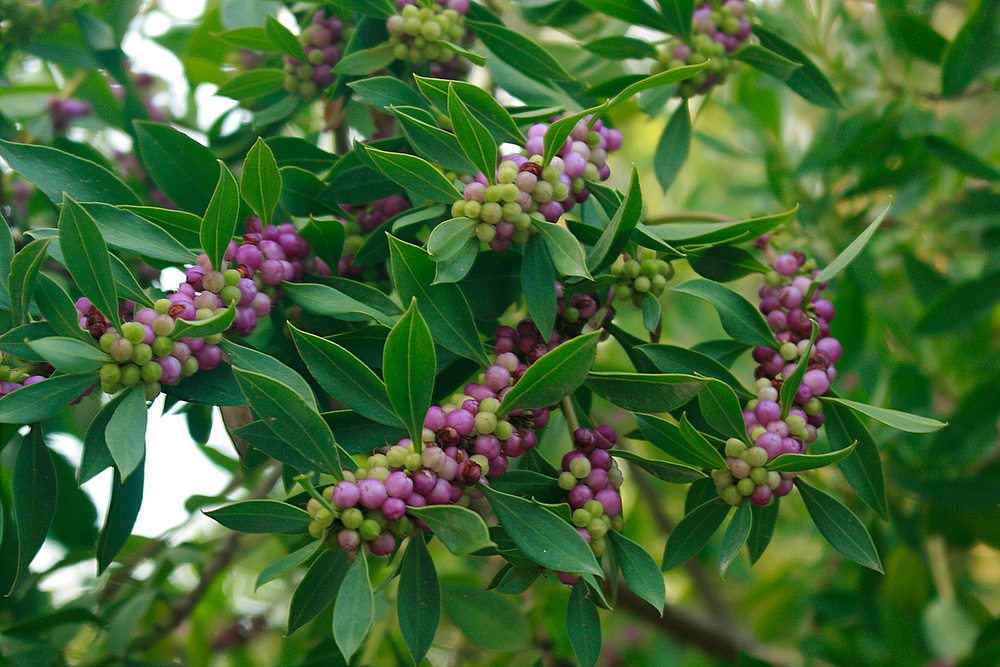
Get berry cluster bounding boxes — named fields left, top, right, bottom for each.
left=651, top=0, right=755, bottom=98
left=0, top=0, right=75, bottom=48
left=0, top=354, right=49, bottom=398
left=283, top=11, right=346, bottom=100
left=305, top=357, right=554, bottom=557
left=557, top=425, right=625, bottom=580
left=47, top=97, right=92, bottom=135
left=386, top=0, right=469, bottom=67
left=714, top=249, right=841, bottom=507
left=339, top=194, right=410, bottom=281
left=611, top=249, right=674, bottom=307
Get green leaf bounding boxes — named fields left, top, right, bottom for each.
left=608, top=62, right=708, bottom=108
left=467, top=20, right=573, bottom=82
left=0, top=321, right=55, bottom=363
left=432, top=238, right=478, bottom=284
left=940, top=0, right=1000, bottom=98
left=399, top=537, right=440, bottom=667
left=220, top=339, right=317, bottom=410
left=448, top=84, right=497, bottom=183
left=170, top=301, right=237, bottom=340
left=287, top=550, right=351, bottom=634
left=718, top=503, right=752, bottom=576
left=820, top=396, right=946, bottom=433
left=767, top=442, right=857, bottom=472
left=104, top=386, right=147, bottom=481
left=96, top=458, right=144, bottom=574
left=699, top=380, right=747, bottom=441
left=824, top=399, right=888, bottom=519
left=612, top=449, right=706, bottom=484
left=216, top=69, right=284, bottom=100
left=242, top=137, right=282, bottom=226
left=415, top=78, right=525, bottom=144
left=498, top=331, right=600, bottom=417
left=264, top=14, right=305, bottom=61
left=644, top=206, right=798, bottom=248
left=634, top=412, right=727, bottom=470
left=383, top=300, right=436, bottom=446
left=567, top=581, right=602, bottom=667
left=350, top=76, right=429, bottom=111
left=688, top=245, right=770, bottom=282
left=334, top=550, right=373, bottom=662
left=280, top=282, right=397, bottom=327
left=778, top=321, right=817, bottom=417
left=323, top=410, right=408, bottom=456
left=11, top=428, right=56, bottom=587
left=59, top=195, right=123, bottom=331
left=0, top=217, right=13, bottom=306
left=340, top=0, right=394, bottom=19
left=255, top=541, right=321, bottom=591
left=587, top=166, right=642, bottom=273
left=584, top=35, right=658, bottom=60
left=0, top=373, right=97, bottom=424
left=734, top=44, right=803, bottom=81
left=481, top=485, right=602, bottom=575
left=522, top=235, right=558, bottom=343
left=289, top=327, right=400, bottom=427
left=659, top=0, right=694, bottom=37
left=232, top=368, right=344, bottom=475
left=609, top=531, right=666, bottom=613
left=747, top=501, right=779, bottom=564
left=535, top=219, right=592, bottom=279
left=661, top=498, right=730, bottom=571
left=427, top=217, right=477, bottom=260
left=393, top=107, right=477, bottom=175
left=407, top=506, right=494, bottom=555
left=120, top=205, right=202, bottom=249
left=637, top=343, right=751, bottom=399
left=106, top=590, right=156, bottom=656
left=795, top=478, right=883, bottom=572
left=585, top=371, right=708, bottom=414
left=654, top=100, right=691, bottom=193
left=200, top=161, right=240, bottom=272
left=0, top=139, right=140, bottom=206
left=133, top=120, right=221, bottom=215
left=205, top=499, right=311, bottom=534
left=334, top=42, right=397, bottom=75
left=34, top=274, right=92, bottom=343
left=542, top=104, right=609, bottom=168
left=575, top=0, right=670, bottom=32
left=9, top=238, right=50, bottom=327
left=215, top=26, right=277, bottom=51
left=298, top=217, right=344, bottom=273
left=79, top=391, right=126, bottom=484
left=753, top=27, right=843, bottom=109
left=815, top=202, right=892, bottom=282
left=232, top=420, right=320, bottom=471
left=440, top=581, right=531, bottom=652
left=82, top=203, right=196, bottom=264
left=28, top=337, right=110, bottom=374
left=362, top=145, right=462, bottom=204
left=923, top=135, right=1000, bottom=181
left=672, top=278, right=780, bottom=349
left=388, top=237, right=489, bottom=366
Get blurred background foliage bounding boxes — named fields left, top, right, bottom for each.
left=1, top=0, right=999, bottom=665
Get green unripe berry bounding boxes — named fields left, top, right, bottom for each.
left=393, top=42, right=410, bottom=60
left=501, top=202, right=522, bottom=222
left=220, top=285, right=241, bottom=306
left=786, top=414, right=807, bottom=435
left=745, top=446, right=768, bottom=467
left=122, top=322, right=146, bottom=344
left=640, top=260, right=658, bottom=278
left=623, top=260, right=641, bottom=279
left=558, top=471, right=577, bottom=490
left=341, top=508, right=363, bottom=530
left=100, top=364, right=122, bottom=385
left=562, top=307, right=580, bottom=324
left=141, top=361, right=163, bottom=383
left=499, top=183, right=519, bottom=203
left=569, top=456, right=592, bottom=479
left=592, top=537, right=607, bottom=557
left=100, top=332, right=118, bottom=353
left=532, top=180, right=553, bottom=203
left=314, top=508, right=334, bottom=527
left=181, top=357, right=199, bottom=377
left=474, top=411, right=497, bottom=434
left=480, top=202, right=503, bottom=225
left=367, top=453, right=389, bottom=469
left=308, top=521, right=324, bottom=539
left=584, top=500, right=604, bottom=518
left=750, top=425, right=767, bottom=442
left=780, top=341, right=799, bottom=361
left=386, top=445, right=408, bottom=468
left=144, top=381, right=161, bottom=401
left=572, top=508, right=591, bottom=527
left=404, top=452, right=423, bottom=471
left=299, top=82, right=317, bottom=99
left=749, top=467, right=770, bottom=485
left=480, top=397, right=500, bottom=414
left=307, top=497, right=323, bottom=517
left=720, top=485, right=743, bottom=506
left=651, top=274, right=668, bottom=294
left=464, top=199, right=481, bottom=219
left=121, top=364, right=141, bottom=387
left=725, top=437, right=747, bottom=457
left=587, top=518, right=608, bottom=539
left=359, top=519, right=381, bottom=541
left=736, top=478, right=755, bottom=496
left=712, top=469, right=734, bottom=488
left=484, top=184, right=502, bottom=202
left=420, top=20, right=441, bottom=41
left=152, top=336, right=174, bottom=358
left=131, top=343, right=153, bottom=366
left=101, top=379, right=121, bottom=395
left=633, top=276, right=651, bottom=293
left=804, top=398, right=823, bottom=415
left=552, top=181, right=570, bottom=202
left=767, top=471, right=782, bottom=490
left=494, top=420, right=513, bottom=440
left=616, top=284, right=632, bottom=300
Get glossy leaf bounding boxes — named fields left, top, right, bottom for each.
left=264, top=14, right=305, bottom=61
left=393, top=107, right=477, bottom=174
left=221, top=339, right=317, bottom=410
left=824, top=399, right=889, bottom=519
left=399, top=537, right=440, bottom=666
left=9, top=238, right=50, bottom=327
left=96, top=458, right=144, bottom=574
left=82, top=203, right=195, bottom=263
left=440, top=581, right=531, bottom=652
left=587, top=166, right=642, bottom=273
left=298, top=217, right=344, bottom=272
left=821, top=396, right=946, bottom=433
left=407, top=506, right=494, bottom=555
left=637, top=343, right=751, bottom=398
left=215, top=69, right=284, bottom=100
left=351, top=76, right=429, bottom=111
left=34, top=274, right=92, bottom=343
left=287, top=550, right=351, bottom=635
left=200, top=161, right=241, bottom=273
left=134, top=120, right=220, bottom=215
left=662, top=498, right=730, bottom=571
left=448, top=83, right=497, bottom=183
left=747, top=501, right=779, bottom=565
left=796, top=478, right=883, bottom=572
left=388, top=237, right=489, bottom=366
left=481, top=485, right=602, bottom=575
left=498, top=331, right=600, bottom=417
left=362, top=145, right=463, bottom=204
left=754, top=27, right=843, bottom=109
left=609, top=530, right=666, bottom=613
left=27, top=337, right=111, bottom=374
left=815, top=202, right=892, bottom=282
left=255, top=541, right=321, bottom=591
left=205, top=499, right=311, bottom=534
left=289, top=326, right=400, bottom=427
left=699, top=380, right=747, bottom=440
left=467, top=19, right=573, bottom=82
left=59, top=196, right=122, bottom=331
left=672, top=278, right=780, bottom=349
left=383, top=300, right=436, bottom=446
left=11, top=428, right=56, bottom=587
left=104, top=386, right=147, bottom=481
left=522, top=235, right=558, bottom=342
left=567, top=581, right=602, bottom=667
left=535, top=219, right=593, bottom=279
left=940, top=0, right=1000, bottom=98
left=634, top=412, right=726, bottom=470
left=281, top=281, right=397, bottom=327
left=170, top=302, right=237, bottom=340
left=612, top=449, right=706, bottom=484
left=0, top=139, right=140, bottom=206
left=659, top=0, right=694, bottom=37
left=334, top=551, right=373, bottom=662
left=768, top=442, right=857, bottom=472
left=585, top=371, right=707, bottom=413
left=542, top=104, right=608, bottom=168
left=734, top=44, right=802, bottom=81
left=654, top=100, right=691, bottom=192
left=575, top=0, right=669, bottom=32
left=688, top=245, right=770, bottom=282
left=608, top=62, right=708, bottom=108
left=242, top=137, right=282, bottom=226
left=584, top=35, right=658, bottom=60
left=0, top=373, right=97, bottom=425
left=645, top=206, right=798, bottom=249
left=718, top=503, right=752, bottom=576
left=418, top=78, right=525, bottom=144
left=427, top=217, right=476, bottom=260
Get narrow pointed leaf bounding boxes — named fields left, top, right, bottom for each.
left=754, top=27, right=843, bottom=109
left=256, top=541, right=321, bottom=590
left=587, top=166, right=642, bottom=273
left=363, top=146, right=462, bottom=204
left=824, top=399, right=888, bottom=519
left=816, top=202, right=892, bottom=282
left=795, top=478, right=883, bottom=572
left=383, top=300, right=436, bottom=446
left=9, top=238, right=50, bottom=327
left=522, top=235, right=557, bottom=343
left=654, top=100, right=691, bottom=192
left=104, top=386, right=147, bottom=482
left=466, top=20, right=573, bottom=82
left=778, top=321, right=817, bottom=416
left=334, top=552, right=373, bottom=662
left=672, top=278, right=780, bottom=349
left=718, top=503, right=752, bottom=576
left=205, top=499, right=311, bottom=534
left=242, top=137, right=282, bottom=226
left=535, top=219, right=593, bottom=279
left=221, top=339, right=317, bottom=409
left=609, top=531, right=665, bottom=614
left=287, top=550, right=351, bottom=634
left=821, top=396, right=946, bottom=433
left=585, top=371, right=708, bottom=414
left=407, top=505, right=493, bottom=555
left=612, top=449, right=706, bottom=484
left=448, top=84, right=497, bottom=183
left=265, top=14, right=306, bottom=61
left=427, top=217, right=476, bottom=260
left=0, top=373, right=97, bottom=424
left=634, top=412, right=726, bottom=469
left=59, top=195, right=121, bottom=331
left=12, top=428, right=56, bottom=586
left=567, top=581, right=602, bottom=667
left=767, top=442, right=857, bottom=472
left=27, top=337, right=111, bottom=374
left=170, top=301, right=237, bottom=340
left=940, top=0, right=1000, bottom=98
left=200, top=161, right=241, bottom=273
left=638, top=343, right=751, bottom=398
left=698, top=379, right=747, bottom=440
left=661, top=498, right=730, bottom=571
left=97, top=458, right=144, bottom=574
left=498, top=331, right=600, bottom=417
left=399, top=537, right=441, bottom=667
left=747, top=500, right=779, bottom=564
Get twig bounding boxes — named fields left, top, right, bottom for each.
left=561, top=396, right=580, bottom=434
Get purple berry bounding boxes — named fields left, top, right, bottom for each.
left=332, top=481, right=360, bottom=509
left=358, top=478, right=388, bottom=509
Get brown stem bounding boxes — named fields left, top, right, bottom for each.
left=129, top=465, right=283, bottom=652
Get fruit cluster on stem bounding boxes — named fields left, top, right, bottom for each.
left=283, top=10, right=347, bottom=100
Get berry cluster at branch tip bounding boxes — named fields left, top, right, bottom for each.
left=0, top=353, right=49, bottom=398
left=340, top=194, right=410, bottom=281
left=387, top=0, right=469, bottom=68
left=451, top=115, right=622, bottom=252
left=714, top=246, right=841, bottom=506
left=283, top=10, right=346, bottom=99
left=652, top=0, right=755, bottom=97
left=612, top=248, right=675, bottom=307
